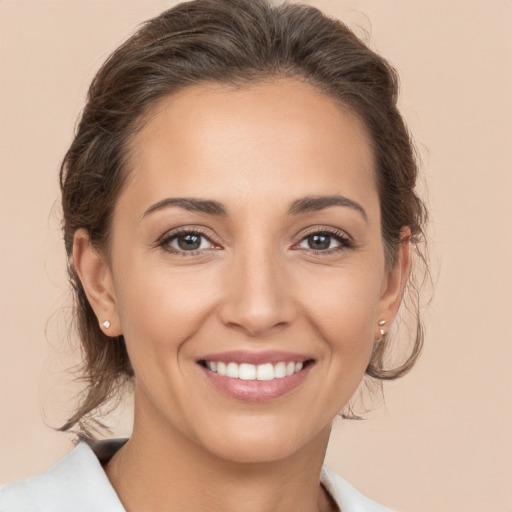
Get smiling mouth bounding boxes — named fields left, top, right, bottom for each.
left=198, top=359, right=314, bottom=381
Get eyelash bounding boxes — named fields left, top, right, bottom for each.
left=157, top=227, right=354, bottom=256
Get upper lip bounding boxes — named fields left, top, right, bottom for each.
left=198, top=350, right=313, bottom=365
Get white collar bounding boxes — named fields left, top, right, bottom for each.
left=0, top=439, right=393, bottom=512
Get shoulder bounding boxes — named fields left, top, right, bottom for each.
left=0, top=442, right=125, bottom=512
left=321, top=465, right=396, bottom=512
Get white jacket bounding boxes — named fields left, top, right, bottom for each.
left=0, top=439, right=394, bottom=512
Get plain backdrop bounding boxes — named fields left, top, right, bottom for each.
left=1, top=1, right=511, bottom=511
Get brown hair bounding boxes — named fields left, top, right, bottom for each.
left=60, top=0, right=427, bottom=437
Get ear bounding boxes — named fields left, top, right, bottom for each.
left=375, top=227, right=411, bottom=338
left=72, top=229, right=122, bottom=337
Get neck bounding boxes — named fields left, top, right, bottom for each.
left=105, top=401, right=336, bottom=512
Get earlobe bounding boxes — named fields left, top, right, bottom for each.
left=72, top=229, right=122, bottom=336
left=376, top=228, right=411, bottom=338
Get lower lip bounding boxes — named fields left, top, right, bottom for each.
left=199, top=364, right=313, bottom=402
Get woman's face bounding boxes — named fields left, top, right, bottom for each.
left=81, top=79, right=406, bottom=463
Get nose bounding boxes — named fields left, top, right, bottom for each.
left=218, top=246, right=296, bottom=337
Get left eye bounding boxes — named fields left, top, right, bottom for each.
left=165, top=232, right=214, bottom=252
left=298, top=233, right=344, bottom=251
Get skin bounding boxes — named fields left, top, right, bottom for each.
left=74, top=79, right=409, bottom=512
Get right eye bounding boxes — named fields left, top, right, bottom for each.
left=160, top=230, right=218, bottom=255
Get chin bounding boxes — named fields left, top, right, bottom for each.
left=210, top=437, right=302, bottom=464
left=195, top=415, right=327, bottom=465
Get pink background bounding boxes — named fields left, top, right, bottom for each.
left=1, top=1, right=511, bottom=511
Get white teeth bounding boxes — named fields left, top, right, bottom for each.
left=256, top=363, right=274, bottom=381
left=217, top=362, right=226, bottom=376
left=274, top=362, right=286, bottom=378
left=226, top=362, right=239, bottom=378
left=205, top=360, right=307, bottom=380
left=239, top=363, right=257, bottom=380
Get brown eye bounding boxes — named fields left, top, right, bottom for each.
left=296, top=230, right=352, bottom=253
left=300, top=233, right=340, bottom=251
left=176, top=233, right=203, bottom=250
left=306, top=234, right=332, bottom=250
left=162, top=231, right=215, bottom=253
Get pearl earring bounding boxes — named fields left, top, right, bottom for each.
left=102, top=320, right=111, bottom=329
left=377, top=320, right=386, bottom=339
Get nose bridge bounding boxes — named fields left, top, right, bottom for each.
left=219, top=236, right=293, bottom=336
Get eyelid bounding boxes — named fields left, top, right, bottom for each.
left=297, top=225, right=353, bottom=242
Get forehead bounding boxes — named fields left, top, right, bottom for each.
left=121, top=79, right=377, bottom=217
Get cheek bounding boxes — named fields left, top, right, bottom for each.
left=298, top=263, right=383, bottom=354
left=113, top=260, right=221, bottom=357
left=112, top=263, right=225, bottom=420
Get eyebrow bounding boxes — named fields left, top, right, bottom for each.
left=142, top=198, right=227, bottom=218
left=288, top=195, right=368, bottom=222
left=142, top=194, right=367, bottom=222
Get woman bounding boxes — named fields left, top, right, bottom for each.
left=0, top=0, right=426, bottom=510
